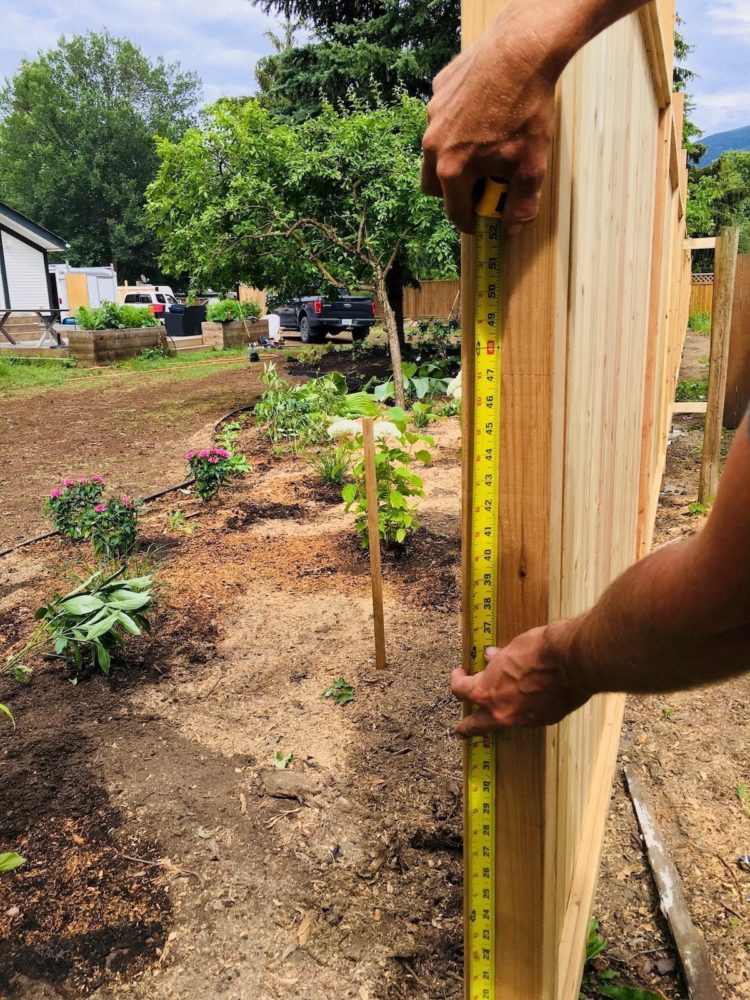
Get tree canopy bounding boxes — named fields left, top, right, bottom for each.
left=147, top=96, right=457, bottom=403
left=0, top=31, right=201, bottom=280
left=688, top=153, right=750, bottom=254
left=251, top=0, right=459, bottom=121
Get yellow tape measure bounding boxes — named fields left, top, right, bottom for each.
left=466, top=179, right=506, bottom=1000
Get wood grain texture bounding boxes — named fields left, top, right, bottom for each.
left=722, top=255, right=750, bottom=429
left=625, top=769, right=723, bottom=1000
left=459, top=3, right=689, bottom=997
left=699, top=227, right=741, bottom=503
left=361, top=418, right=386, bottom=670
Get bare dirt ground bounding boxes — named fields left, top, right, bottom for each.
left=1, top=335, right=748, bottom=999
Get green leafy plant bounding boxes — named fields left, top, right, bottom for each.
left=167, top=509, right=194, bottom=534
left=255, top=364, right=377, bottom=447
left=675, top=378, right=709, bottom=402
left=579, top=918, right=666, bottom=1000
left=310, top=446, right=351, bottom=487
left=187, top=444, right=249, bottom=501
left=273, top=750, right=294, bottom=769
left=138, top=346, right=167, bottom=361
left=410, top=400, right=437, bottom=428
left=205, top=299, right=261, bottom=323
left=84, top=495, right=142, bottom=560
left=214, top=421, right=252, bottom=477
left=689, top=310, right=711, bottom=334
left=661, top=705, right=673, bottom=720
left=44, top=476, right=105, bottom=540
left=688, top=501, right=710, bottom=516
left=370, top=360, right=453, bottom=402
left=6, top=568, right=153, bottom=681
left=322, top=678, right=355, bottom=706
left=0, top=853, right=26, bottom=874
left=76, top=301, right=159, bottom=330
left=440, top=398, right=460, bottom=418
left=413, top=318, right=460, bottom=360
left=339, top=408, right=433, bottom=548
left=737, top=782, right=750, bottom=816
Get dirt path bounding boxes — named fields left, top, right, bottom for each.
left=0, top=366, right=265, bottom=550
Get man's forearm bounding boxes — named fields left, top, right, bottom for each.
left=545, top=536, right=750, bottom=696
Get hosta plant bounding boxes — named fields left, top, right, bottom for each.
left=5, top=569, right=153, bottom=681
left=84, top=495, right=142, bottom=560
left=44, top=476, right=105, bottom=540
left=335, top=409, right=433, bottom=549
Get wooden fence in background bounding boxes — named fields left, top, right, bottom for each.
left=373, top=278, right=460, bottom=321
left=460, top=1, right=690, bottom=997
left=722, top=254, right=750, bottom=427
left=690, top=273, right=714, bottom=314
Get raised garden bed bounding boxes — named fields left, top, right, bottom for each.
left=201, top=319, right=269, bottom=350
left=68, top=328, right=163, bottom=367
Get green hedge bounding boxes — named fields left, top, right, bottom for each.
left=205, top=299, right=261, bottom=323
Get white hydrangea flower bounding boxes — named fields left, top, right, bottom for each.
left=373, top=420, right=402, bottom=440
left=328, top=418, right=362, bottom=438
left=447, top=370, right=462, bottom=400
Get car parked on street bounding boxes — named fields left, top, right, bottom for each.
left=122, top=290, right=182, bottom=317
left=274, top=289, right=375, bottom=343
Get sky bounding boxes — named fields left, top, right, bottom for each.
left=0, top=0, right=748, bottom=137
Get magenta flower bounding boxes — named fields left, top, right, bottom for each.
left=78, top=478, right=89, bottom=485
left=186, top=451, right=195, bottom=461
left=94, top=503, right=106, bottom=514
left=49, top=489, right=63, bottom=499
left=208, top=455, right=219, bottom=464
left=91, top=474, right=105, bottom=484
left=198, top=449, right=210, bottom=459
left=120, top=495, right=132, bottom=507
left=63, top=478, right=75, bottom=488
left=214, top=448, right=230, bottom=459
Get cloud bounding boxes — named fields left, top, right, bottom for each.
left=708, top=1, right=750, bottom=38
left=691, top=87, right=750, bottom=134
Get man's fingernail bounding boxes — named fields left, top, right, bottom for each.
left=484, top=646, right=499, bottom=658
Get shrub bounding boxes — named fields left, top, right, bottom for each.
left=44, top=476, right=105, bottom=540
left=187, top=446, right=248, bottom=500
left=76, top=301, right=159, bottom=330
left=5, top=569, right=153, bottom=681
left=83, top=495, right=142, bottom=560
left=369, top=360, right=456, bottom=402
left=311, top=446, right=351, bottom=487
left=336, top=409, right=433, bottom=548
left=254, top=363, right=377, bottom=447
left=676, top=378, right=709, bottom=402
left=413, top=318, right=460, bottom=359
left=206, top=299, right=261, bottom=323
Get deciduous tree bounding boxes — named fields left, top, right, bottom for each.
left=147, top=97, right=456, bottom=407
left=0, top=32, right=200, bottom=280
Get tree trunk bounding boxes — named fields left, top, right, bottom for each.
left=376, top=273, right=405, bottom=409
left=385, top=257, right=406, bottom=352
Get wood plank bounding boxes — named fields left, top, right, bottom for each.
left=722, top=255, right=750, bottom=428
left=625, top=768, right=723, bottom=1000
left=699, top=227, right=740, bottom=503
left=685, top=237, right=717, bottom=251
left=361, top=418, right=386, bottom=670
left=671, top=401, right=707, bottom=415
left=638, top=2, right=672, bottom=108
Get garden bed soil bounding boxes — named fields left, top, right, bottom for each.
left=1, top=329, right=748, bottom=999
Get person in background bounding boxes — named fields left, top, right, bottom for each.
left=421, top=0, right=750, bottom=736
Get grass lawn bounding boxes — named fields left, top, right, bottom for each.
left=0, top=347, right=249, bottom=398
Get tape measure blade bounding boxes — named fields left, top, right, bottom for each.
left=465, top=213, right=503, bottom=1000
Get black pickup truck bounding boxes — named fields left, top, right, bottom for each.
left=274, top=289, right=375, bottom=343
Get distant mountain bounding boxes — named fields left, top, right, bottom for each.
left=698, top=125, right=750, bottom=168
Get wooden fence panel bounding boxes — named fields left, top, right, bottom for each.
left=690, top=279, right=714, bottom=315
left=459, top=2, right=689, bottom=997
left=722, top=255, right=750, bottom=427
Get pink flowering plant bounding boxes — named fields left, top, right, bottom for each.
left=44, top=476, right=105, bottom=540
left=186, top=446, right=249, bottom=500
left=83, top=495, right=142, bottom=560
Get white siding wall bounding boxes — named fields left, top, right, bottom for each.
left=1, top=231, right=49, bottom=309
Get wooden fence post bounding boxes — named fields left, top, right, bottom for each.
left=722, top=254, right=750, bottom=429
left=699, top=227, right=740, bottom=504
left=362, top=418, right=386, bottom=670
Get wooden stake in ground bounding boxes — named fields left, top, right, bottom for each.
left=699, top=227, right=740, bottom=504
left=362, top=418, right=386, bottom=670
left=624, top=768, right=723, bottom=1000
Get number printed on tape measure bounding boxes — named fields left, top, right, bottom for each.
left=466, top=212, right=503, bottom=1000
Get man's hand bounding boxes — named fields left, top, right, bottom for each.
left=450, top=625, right=591, bottom=735
left=421, top=5, right=560, bottom=234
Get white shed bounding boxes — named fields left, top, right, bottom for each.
left=0, top=201, right=68, bottom=312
